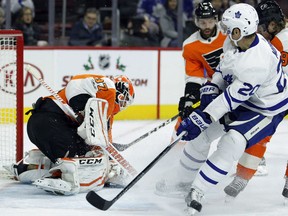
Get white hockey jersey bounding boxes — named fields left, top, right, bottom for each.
left=204, top=34, right=288, bottom=122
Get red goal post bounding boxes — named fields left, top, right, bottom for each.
left=0, top=30, right=24, bottom=170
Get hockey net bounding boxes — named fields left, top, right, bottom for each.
left=0, top=30, right=24, bottom=173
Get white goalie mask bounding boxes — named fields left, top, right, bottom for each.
left=221, top=3, right=259, bottom=46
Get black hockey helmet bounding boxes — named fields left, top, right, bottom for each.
left=256, top=0, right=285, bottom=27
left=195, top=2, right=216, bottom=19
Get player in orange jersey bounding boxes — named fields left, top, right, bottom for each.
left=171, top=1, right=226, bottom=140
left=5, top=74, right=135, bottom=195
left=224, top=0, right=288, bottom=199
left=156, top=2, right=227, bottom=197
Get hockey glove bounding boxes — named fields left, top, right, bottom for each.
left=178, top=82, right=201, bottom=120
left=199, top=82, right=220, bottom=110
left=176, top=109, right=212, bottom=141
left=178, top=94, right=196, bottom=120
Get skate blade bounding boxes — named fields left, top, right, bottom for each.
left=184, top=207, right=198, bottom=215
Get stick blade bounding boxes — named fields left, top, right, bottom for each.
left=86, top=191, right=113, bottom=210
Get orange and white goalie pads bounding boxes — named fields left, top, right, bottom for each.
left=4, top=149, right=52, bottom=183
left=77, top=98, right=109, bottom=148
left=33, top=148, right=127, bottom=195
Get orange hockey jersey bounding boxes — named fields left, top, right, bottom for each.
left=271, top=27, right=288, bottom=73
left=182, top=27, right=226, bottom=81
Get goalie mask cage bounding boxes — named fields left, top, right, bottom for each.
left=0, top=30, right=24, bottom=171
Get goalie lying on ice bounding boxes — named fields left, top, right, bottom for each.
left=5, top=74, right=135, bottom=195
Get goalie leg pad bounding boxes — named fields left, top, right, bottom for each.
left=4, top=149, right=52, bottom=183
left=33, top=158, right=80, bottom=195
left=76, top=151, right=110, bottom=193
left=34, top=149, right=112, bottom=195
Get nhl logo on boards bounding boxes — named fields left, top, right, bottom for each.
left=99, top=54, right=110, bottom=70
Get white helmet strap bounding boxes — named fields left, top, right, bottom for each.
left=228, top=28, right=244, bottom=47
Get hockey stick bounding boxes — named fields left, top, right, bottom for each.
left=86, top=131, right=187, bottom=210
left=26, top=65, right=138, bottom=177
left=112, top=101, right=200, bottom=151
left=111, top=114, right=178, bottom=151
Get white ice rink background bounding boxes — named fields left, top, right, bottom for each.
left=1, top=119, right=288, bottom=216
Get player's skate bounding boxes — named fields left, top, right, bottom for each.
left=254, top=157, right=268, bottom=176
left=185, top=187, right=204, bottom=215
left=224, top=175, right=248, bottom=201
left=155, top=178, right=191, bottom=198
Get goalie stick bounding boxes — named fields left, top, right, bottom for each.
left=112, top=101, right=200, bottom=151
left=86, top=131, right=187, bottom=210
left=26, top=65, right=138, bottom=177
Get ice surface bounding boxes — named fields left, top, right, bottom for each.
left=1, top=119, right=288, bottom=216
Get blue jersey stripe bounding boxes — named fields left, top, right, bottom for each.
left=199, top=171, right=218, bottom=185
left=206, top=160, right=228, bottom=175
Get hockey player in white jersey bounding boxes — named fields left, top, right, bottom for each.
left=224, top=0, right=288, bottom=200
left=173, top=3, right=288, bottom=214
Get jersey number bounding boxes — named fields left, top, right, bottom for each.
left=238, top=83, right=260, bottom=96
left=94, top=78, right=108, bottom=91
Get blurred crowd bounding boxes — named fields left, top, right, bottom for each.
left=0, top=0, right=287, bottom=47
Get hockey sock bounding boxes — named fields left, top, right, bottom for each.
left=237, top=136, right=270, bottom=180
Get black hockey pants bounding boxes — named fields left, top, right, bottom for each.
left=26, top=97, right=90, bottom=163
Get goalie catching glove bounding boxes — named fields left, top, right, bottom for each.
left=176, top=109, right=212, bottom=141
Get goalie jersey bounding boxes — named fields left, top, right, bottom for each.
left=49, top=74, right=117, bottom=141
left=204, top=34, right=288, bottom=122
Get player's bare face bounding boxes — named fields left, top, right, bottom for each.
left=197, top=18, right=217, bottom=39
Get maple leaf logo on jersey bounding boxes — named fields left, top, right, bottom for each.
left=223, top=74, right=233, bottom=84
left=235, top=11, right=241, bottom=18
